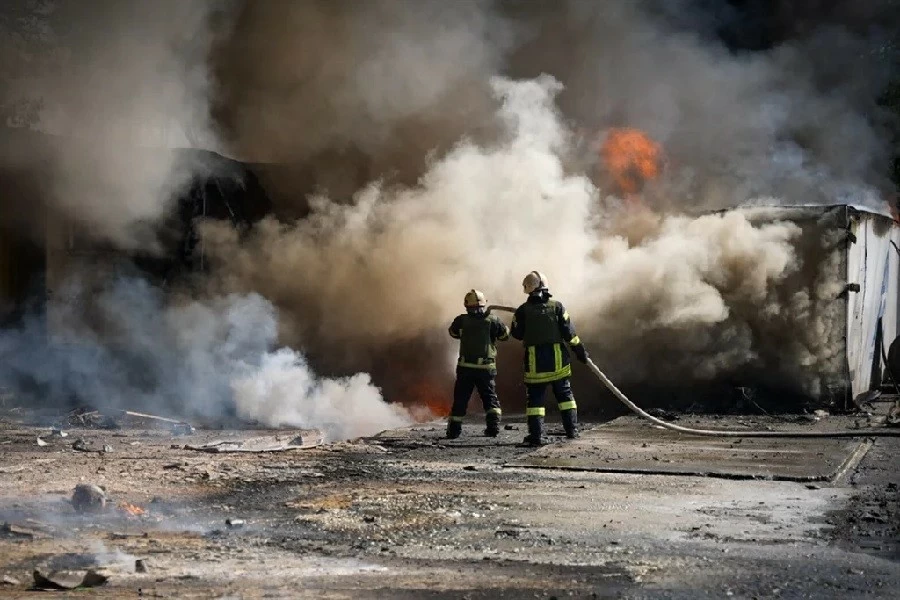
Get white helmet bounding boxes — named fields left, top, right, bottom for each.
left=464, top=289, right=487, bottom=309
left=522, top=271, right=548, bottom=295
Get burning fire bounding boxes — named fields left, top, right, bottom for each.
left=118, top=502, right=146, bottom=517
left=600, top=127, right=662, bottom=196
left=406, top=378, right=450, bottom=420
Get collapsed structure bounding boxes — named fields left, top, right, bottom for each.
left=0, top=129, right=270, bottom=326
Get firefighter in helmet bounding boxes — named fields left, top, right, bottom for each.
left=447, top=289, right=510, bottom=439
left=511, top=271, right=587, bottom=446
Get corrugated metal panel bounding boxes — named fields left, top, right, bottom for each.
left=846, top=213, right=865, bottom=393
left=846, top=211, right=900, bottom=398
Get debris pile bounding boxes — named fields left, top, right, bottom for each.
left=65, top=407, right=119, bottom=430
left=71, top=484, right=108, bottom=514
left=32, top=568, right=108, bottom=591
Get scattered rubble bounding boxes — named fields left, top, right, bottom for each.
left=171, top=423, right=195, bottom=436
left=185, top=431, right=324, bottom=453
left=36, top=437, right=48, bottom=447
left=71, top=484, right=108, bottom=513
left=888, top=402, right=900, bottom=427
left=66, top=407, right=118, bottom=430
left=121, top=410, right=194, bottom=433
left=32, top=568, right=108, bottom=591
left=647, top=408, right=680, bottom=422
left=71, top=438, right=114, bottom=454
left=1, top=522, right=37, bottom=539
left=0, top=414, right=897, bottom=596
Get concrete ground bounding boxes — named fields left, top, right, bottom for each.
left=0, top=411, right=898, bottom=598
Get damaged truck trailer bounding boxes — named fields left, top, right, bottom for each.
left=713, top=204, right=899, bottom=412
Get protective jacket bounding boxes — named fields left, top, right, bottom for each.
left=511, top=294, right=584, bottom=384
left=449, top=312, right=510, bottom=372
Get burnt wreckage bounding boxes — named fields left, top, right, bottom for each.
left=132, top=150, right=273, bottom=285
left=0, top=130, right=273, bottom=414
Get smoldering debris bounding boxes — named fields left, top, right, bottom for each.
left=71, top=484, right=108, bottom=514
left=0, top=522, right=39, bottom=540
left=65, top=408, right=119, bottom=430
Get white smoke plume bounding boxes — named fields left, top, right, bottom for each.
left=231, top=349, right=408, bottom=440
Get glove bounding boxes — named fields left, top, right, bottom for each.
left=572, top=343, right=588, bottom=364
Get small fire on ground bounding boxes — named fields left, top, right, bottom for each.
left=406, top=379, right=450, bottom=420
left=118, top=502, right=145, bottom=517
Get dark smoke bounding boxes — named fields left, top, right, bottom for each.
left=1, top=0, right=898, bottom=426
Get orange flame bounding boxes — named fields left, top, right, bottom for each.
left=118, top=502, right=145, bottom=516
left=600, top=128, right=662, bottom=196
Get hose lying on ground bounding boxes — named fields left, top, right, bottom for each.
left=486, top=305, right=900, bottom=438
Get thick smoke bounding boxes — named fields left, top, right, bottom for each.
left=199, top=0, right=896, bottom=404
left=502, top=1, right=896, bottom=209
left=203, top=76, right=840, bottom=397
left=0, top=274, right=410, bottom=439
left=3, top=0, right=227, bottom=250
left=584, top=206, right=848, bottom=396
left=1, top=0, right=897, bottom=424
left=211, top=0, right=513, bottom=203
left=0, top=0, right=414, bottom=436
left=213, top=0, right=897, bottom=208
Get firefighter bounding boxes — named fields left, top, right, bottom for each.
left=447, top=289, right=510, bottom=439
left=511, top=271, right=588, bottom=446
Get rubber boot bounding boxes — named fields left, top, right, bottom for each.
left=522, top=416, right=545, bottom=446
left=446, top=420, right=462, bottom=440
left=484, top=413, right=500, bottom=437
left=561, top=409, right=579, bottom=439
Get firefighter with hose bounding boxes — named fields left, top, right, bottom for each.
left=446, top=289, right=510, bottom=439
left=511, top=271, right=588, bottom=446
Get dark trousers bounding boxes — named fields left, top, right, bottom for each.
left=525, top=378, right=575, bottom=411
left=450, top=367, right=502, bottom=425
left=525, top=377, right=578, bottom=439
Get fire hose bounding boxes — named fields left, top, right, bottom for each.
left=486, top=305, right=900, bottom=438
